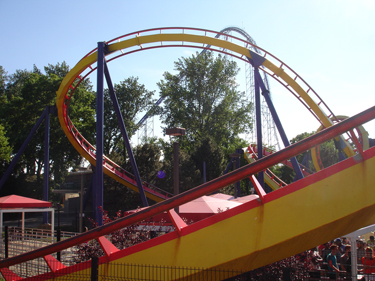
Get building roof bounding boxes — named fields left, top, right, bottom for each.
left=125, top=196, right=244, bottom=223
left=0, top=195, right=51, bottom=208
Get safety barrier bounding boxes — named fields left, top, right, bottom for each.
left=1, top=226, right=79, bottom=277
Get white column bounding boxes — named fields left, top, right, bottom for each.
left=51, top=209, right=54, bottom=242
left=22, top=212, right=25, bottom=241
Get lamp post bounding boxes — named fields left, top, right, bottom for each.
left=57, top=203, right=61, bottom=261
left=229, top=152, right=241, bottom=198
left=166, top=127, right=186, bottom=214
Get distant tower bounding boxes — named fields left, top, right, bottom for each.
left=135, top=27, right=280, bottom=149
left=137, top=116, right=154, bottom=145
left=214, top=27, right=280, bottom=150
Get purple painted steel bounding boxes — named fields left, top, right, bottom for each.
left=43, top=106, right=50, bottom=224
left=0, top=105, right=374, bottom=269
left=59, top=28, right=336, bottom=202
left=235, top=148, right=242, bottom=197
left=255, top=69, right=264, bottom=188
left=95, top=42, right=105, bottom=226
left=0, top=108, right=47, bottom=190
left=203, top=162, right=206, bottom=183
left=103, top=61, right=148, bottom=207
left=254, top=68, right=304, bottom=180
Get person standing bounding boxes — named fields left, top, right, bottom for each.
left=307, top=247, right=323, bottom=279
left=340, top=244, right=352, bottom=279
left=367, top=236, right=375, bottom=250
left=358, top=240, right=366, bottom=264
left=327, top=244, right=341, bottom=280
left=361, top=247, right=375, bottom=278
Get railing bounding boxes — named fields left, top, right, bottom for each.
left=0, top=226, right=372, bottom=280
left=0, top=258, right=366, bottom=280
left=67, top=119, right=173, bottom=200
left=1, top=226, right=79, bottom=278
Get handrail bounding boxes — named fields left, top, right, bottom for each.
left=57, top=27, right=357, bottom=202
left=1, top=104, right=374, bottom=269
left=67, top=119, right=172, bottom=199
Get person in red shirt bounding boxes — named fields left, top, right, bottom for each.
left=362, top=247, right=375, bottom=277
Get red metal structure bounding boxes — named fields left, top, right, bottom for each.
left=1, top=28, right=375, bottom=280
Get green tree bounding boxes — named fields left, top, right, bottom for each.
left=152, top=138, right=201, bottom=194
left=0, top=66, right=7, bottom=97
left=0, top=63, right=96, bottom=195
left=191, top=136, right=225, bottom=183
left=157, top=51, right=253, bottom=150
left=103, top=77, right=156, bottom=155
left=103, top=139, right=165, bottom=211
left=0, top=68, right=11, bottom=166
left=222, top=137, right=253, bottom=196
left=0, top=124, right=12, bottom=163
left=273, top=131, right=339, bottom=184
left=272, top=132, right=314, bottom=184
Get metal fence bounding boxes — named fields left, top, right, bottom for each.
left=0, top=227, right=367, bottom=280
left=0, top=258, right=246, bottom=281
left=1, top=226, right=79, bottom=278
left=1, top=258, right=368, bottom=281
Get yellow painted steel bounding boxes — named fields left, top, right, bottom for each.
left=311, top=115, right=369, bottom=172
left=244, top=151, right=281, bottom=190
left=50, top=149, right=375, bottom=280
left=56, top=31, right=356, bottom=202
left=262, top=59, right=355, bottom=159
left=119, top=152, right=375, bottom=280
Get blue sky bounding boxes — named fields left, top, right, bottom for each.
left=1, top=0, right=374, bottom=147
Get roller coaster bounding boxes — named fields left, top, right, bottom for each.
left=1, top=27, right=375, bottom=280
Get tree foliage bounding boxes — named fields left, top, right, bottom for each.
left=0, top=63, right=95, bottom=196
left=103, top=77, right=156, bottom=155
left=102, top=139, right=165, bottom=210
left=158, top=51, right=252, bottom=150
left=191, top=136, right=225, bottom=183
left=0, top=66, right=7, bottom=97
left=273, top=131, right=341, bottom=184
left=0, top=124, right=12, bottom=163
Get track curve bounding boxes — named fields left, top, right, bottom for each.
left=1, top=106, right=375, bottom=279
left=1, top=27, right=375, bottom=280
left=55, top=27, right=358, bottom=202
left=311, top=115, right=370, bottom=171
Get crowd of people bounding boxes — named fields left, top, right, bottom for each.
left=305, top=235, right=375, bottom=280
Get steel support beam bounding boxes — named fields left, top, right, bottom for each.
left=255, top=71, right=265, bottom=187
left=235, top=148, right=243, bottom=197
left=94, top=42, right=105, bottom=226
left=43, top=106, right=50, bottom=224
left=0, top=109, right=47, bottom=190
left=254, top=69, right=304, bottom=180
left=103, top=61, right=148, bottom=207
left=1, top=105, right=375, bottom=268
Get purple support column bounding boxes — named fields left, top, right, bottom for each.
left=255, top=73, right=265, bottom=188
left=203, top=162, right=206, bottom=183
left=254, top=69, right=304, bottom=180
left=223, top=158, right=234, bottom=175
left=235, top=148, right=242, bottom=197
left=43, top=106, right=50, bottom=224
left=95, top=42, right=105, bottom=226
left=103, top=61, right=148, bottom=207
left=0, top=109, right=47, bottom=190
left=173, top=141, right=179, bottom=214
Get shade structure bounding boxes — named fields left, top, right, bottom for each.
left=0, top=195, right=52, bottom=208
left=125, top=196, right=246, bottom=224
left=0, top=195, right=54, bottom=241
left=209, top=193, right=234, bottom=200
left=230, top=194, right=260, bottom=203
left=179, top=196, right=241, bottom=215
